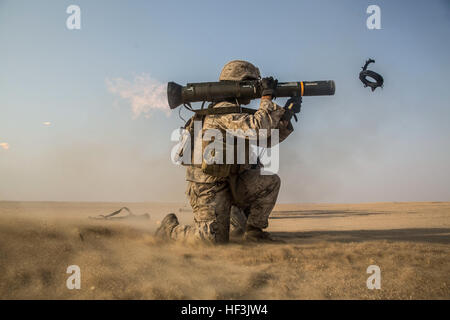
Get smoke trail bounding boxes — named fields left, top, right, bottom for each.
left=106, top=74, right=170, bottom=119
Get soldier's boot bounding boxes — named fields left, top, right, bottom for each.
left=243, top=225, right=274, bottom=242
left=155, top=213, right=179, bottom=239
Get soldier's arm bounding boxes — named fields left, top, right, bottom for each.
left=261, top=96, right=295, bottom=143
left=278, top=118, right=294, bottom=143
left=214, top=96, right=287, bottom=140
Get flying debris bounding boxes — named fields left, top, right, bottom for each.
left=0, top=142, right=10, bottom=150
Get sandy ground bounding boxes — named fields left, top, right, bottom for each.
left=0, top=201, right=449, bottom=299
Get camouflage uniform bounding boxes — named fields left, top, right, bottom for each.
left=168, top=61, right=294, bottom=243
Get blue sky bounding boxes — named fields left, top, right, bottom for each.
left=1, top=0, right=449, bottom=202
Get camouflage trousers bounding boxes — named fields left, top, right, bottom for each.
left=170, top=169, right=281, bottom=243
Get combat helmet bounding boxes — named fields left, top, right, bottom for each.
left=219, top=60, right=261, bottom=81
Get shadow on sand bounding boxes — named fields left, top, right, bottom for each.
left=270, top=210, right=389, bottom=219
left=271, top=228, right=450, bottom=244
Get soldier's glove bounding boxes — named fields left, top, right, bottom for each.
left=281, top=96, right=302, bottom=122
left=261, top=77, right=278, bottom=97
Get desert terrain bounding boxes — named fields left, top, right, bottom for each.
left=0, top=201, right=449, bottom=299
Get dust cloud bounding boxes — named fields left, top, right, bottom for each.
left=0, top=201, right=448, bottom=299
